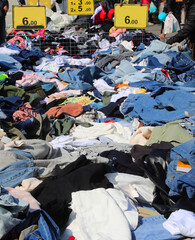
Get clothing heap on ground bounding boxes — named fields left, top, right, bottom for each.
left=0, top=15, right=195, bottom=240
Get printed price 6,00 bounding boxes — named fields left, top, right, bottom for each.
left=22, top=17, right=37, bottom=26
left=125, top=16, right=138, bottom=24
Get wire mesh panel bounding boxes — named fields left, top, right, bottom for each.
left=6, top=26, right=159, bottom=58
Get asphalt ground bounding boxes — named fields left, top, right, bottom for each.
left=145, top=23, right=178, bottom=42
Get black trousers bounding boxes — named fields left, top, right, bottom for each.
left=0, top=16, right=6, bottom=45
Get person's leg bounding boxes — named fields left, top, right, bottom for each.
left=190, top=43, right=195, bottom=59
left=0, top=17, right=6, bottom=45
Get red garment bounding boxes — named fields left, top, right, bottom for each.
left=142, top=0, right=151, bottom=10
left=46, top=103, right=83, bottom=118
left=31, top=29, right=46, bottom=40
left=68, top=237, right=75, bottom=240
left=104, top=120, right=116, bottom=123
left=161, top=69, right=171, bottom=79
left=93, top=3, right=114, bottom=24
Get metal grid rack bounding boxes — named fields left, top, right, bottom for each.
left=6, top=26, right=158, bottom=58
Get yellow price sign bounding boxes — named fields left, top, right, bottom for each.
left=67, top=0, right=94, bottom=15
left=12, top=5, right=47, bottom=30
left=27, top=0, right=51, bottom=9
left=114, top=4, right=148, bottom=29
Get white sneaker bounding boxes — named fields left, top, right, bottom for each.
left=148, top=22, right=154, bottom=26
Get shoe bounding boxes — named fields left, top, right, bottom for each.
left=148, top=22, right=154, bottom=26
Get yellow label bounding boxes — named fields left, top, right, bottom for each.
left=114, top=4, right=148, bottom=29
left=12, top=5, right=47, bottom=30
left=27, top=0, right=51, bottom=9
left=67, top=0, right=94, bottom=15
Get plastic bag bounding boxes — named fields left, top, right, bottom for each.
left=164, top=13, right=180, bottom=34
left=149, top=1, right=157, bottom=13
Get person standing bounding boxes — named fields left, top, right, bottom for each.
left=164, top=0, right=182, bottom=24
left=166, top=0, right=195, bottom=57
left=56, top=0, right=67, bottom=14
left=0, top=0, right=9, bottom=45
left=142, top=0, right=154, bottom=25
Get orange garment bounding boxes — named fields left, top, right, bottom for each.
left=114, top=83, right=129, bottom=90
left=46, top=103, right=83, bottom=118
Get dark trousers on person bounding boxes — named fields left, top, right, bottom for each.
left=0, top=16, right=6, bottom=45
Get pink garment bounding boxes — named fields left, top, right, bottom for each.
left=13, top=102, right=37, bottom=122
left=129, top=126, right=154, bottom=146
left=31, top=29, right=46, bottom=40
left=16, top=73, right=66, bottom=92
left=7, top=36, right=27, bottom=49
left=142, top=0, right=151, bottom=10
left=48, top=90, right=82, bottom=99
left=109, top=28, right=126, bottom=37
left=6, top=187, right=40, bottom=212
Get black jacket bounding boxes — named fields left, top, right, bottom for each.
left=167, top=0, right=195, bottom=44
left=0, top=0, right=9, bottom=17
left=163, top=0, right=182, bottom=23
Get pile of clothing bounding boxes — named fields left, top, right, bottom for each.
left=0, top=14, right=195, bottom=240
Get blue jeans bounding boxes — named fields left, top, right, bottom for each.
left=107, top=60, right=137, bottom=83
left=132, top=215, right=182, bottom=240
left=146, top=56, right=164, bottom=69
left=0, top=95, right=23, bottom=121
left=177, top=69, right=195, bottom=83
left=167, top=52, right=195, bottom=73
left=59, top=65, right=109, bottom=90
left=5, top=210, right=60, bottom=240
left=130, top=80, right=165, bottom=92
left=133, top=53, right=170, bottom=66
left=0, top=159, right=37, bottom=187
left=0, top=54, right=22, bottom=71
left=19, top=49, right=46, bottom=59
left=132, top=40, right=179, bottom=63
left=0, top=186, right=29, bottom=239
left=120, top=88, right=195, bottom=125
left=180, top=115, right=195, bottom=137
left=22, top=210, right=60, bottom=240
left=166, top=138, right=195, bottom=199
left=0, top=108, right=6, bottom=119
left=8, top=150, right=34, bottom=160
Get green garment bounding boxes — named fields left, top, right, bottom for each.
left=0, top=74, right=8, bottom=81
left=53, top=117, right=92, bottom=136
left=54, top=117, right=75, bottom=136
left=146, top=120, right=193, bottom=147
left=0, top=121, right=26, bottom=140
left=102, top=91, right=113, bottom=107
left=0, top=84, right=25, bottom=99
left=25, top=93, right=43, bottom=107
left=0, top=84, right=42, bottom=107
left=25, top=114, right=53, bottom=142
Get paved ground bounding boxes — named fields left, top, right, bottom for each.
left=145, top=23, right=177, bottom=42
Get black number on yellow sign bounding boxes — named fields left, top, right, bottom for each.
left=78, top=0, right=82, bottom=4
left=78, top=5, right=82, bottom=11
left=22, top=17, right=37, bottom=26
left=125, top=16, right=138, bottom=24
left=85, top=8, right=91, bottom=11
left=85, top=1, right=91, bottom=4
